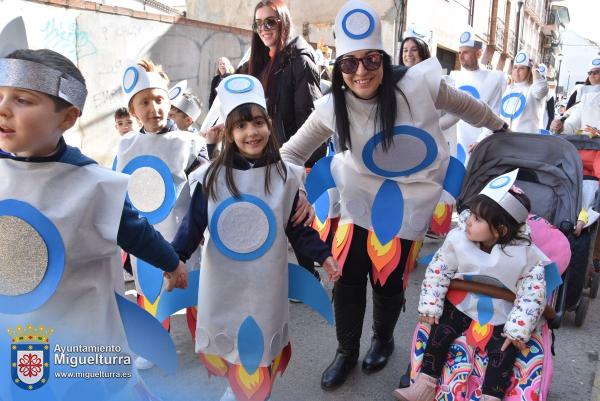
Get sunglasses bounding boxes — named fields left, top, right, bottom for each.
left=588, top=70, right=600, bottom=76
left=338, top=52, right=383, bottom=74
left=252, top=17, right=280, bottom=32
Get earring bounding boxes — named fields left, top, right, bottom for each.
left=341, top=83, right=346, bottom=90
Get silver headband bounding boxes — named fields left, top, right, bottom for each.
left=172, top=95, right=202, bottom=122
left=0, top=58, right=87, bottom=112
left=497, top=192, right=529, bottom=223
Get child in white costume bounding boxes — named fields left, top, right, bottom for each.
left=116, top=58, right=208, bottom=369
left=170, top=74, right=339, bottom=401
left=394, top=169, right=548, bottom=401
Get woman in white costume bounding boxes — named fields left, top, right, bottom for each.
left=499, top=50, right=548, bottom=133
left=279, top=0, right=506, bottom=390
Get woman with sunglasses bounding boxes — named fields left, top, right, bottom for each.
left=280, top=0, right=506, bottom=391
left=239, top=0, right=325, bottom=281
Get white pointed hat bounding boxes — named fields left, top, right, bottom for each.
left=121, top=63, right=169, bottom=104
left=458, top=26, right=482, bottom=49
left=514, top=50, right=532, bottom=67
left=217, top=74, right=267, bottom=120
left=169, top=80, right=202, bottom=121
left=589, top=57, right=600, bottom=73
left=334, top=0, right=383, bottom=57
left=479, top=169, right=529, bottom=223
left=403, top=24, right=432, bottom=45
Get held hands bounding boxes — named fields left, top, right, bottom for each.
left=550, top=119, right=564, bottom=134
left=163, top=261, right=188, bottom=292
left=321, top=256, right=341, bottom=282
left=292, top=190, right=315, bottom=227
left=574, top=220, right=585, bottom=237
left=500, top=333, right=527, bottom=352
left=418, top=315, right=440, bottom=325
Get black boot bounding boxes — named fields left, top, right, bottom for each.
left=321, top=282, right=366, bottom=391
left=362, top=291, right=404, bottom=374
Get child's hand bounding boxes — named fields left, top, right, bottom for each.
left=500, top=334, right=527, bottom=352
left=205, top=123, right=224, bottom=144
left=164, top=261, right=188, bottom=291
left=574, top=220, right=585, bottom=237
left=292, top=191, right=315, bottom=227
left=418, top=315, right=439, bottom=325
left=321, top=256, right=341, bottom=282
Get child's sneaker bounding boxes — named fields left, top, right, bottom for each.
left=134, top=356, right=155, bottom=370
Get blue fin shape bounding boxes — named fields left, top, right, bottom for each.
left=288, top=263, right=334, bottom=325
left=476, top=295, right=494, bottom=325
left=155, top=270, right=200, bottom=322
left=313, top=191, right=330, bottom=223
left=417, top=251, right=435, bottom=266
left=238, top=316, right=264, bottom=375
left=137, top=259, right=164, bottom=304
left=443, top=156, right=466, bottom=199
left=305, top=155, right=335, bottom=204
left=544, top=262, right=563, bottom=301
left=115, top=292, right=177, bottom=375
left=371, top=179, right=403, bottom=245
left=457, top=144, right=467, bottom=165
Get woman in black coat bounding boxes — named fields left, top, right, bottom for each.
left=208, top=57, right=234, bottom=108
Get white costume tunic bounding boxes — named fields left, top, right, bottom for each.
left=499, top=79, right=549, bottom=133
left=418, top=212, right=548, bottom=342
left=449, top=68, right=506, bottom=151
left=281, top=57, right=504, bottom=241
left=116, top=130, right=204, bottom=296
left=563, top=91, right=600, bottom=135
left=194, top=163, right=300, bottom=366
left=0, top=158, right=129, bottom=345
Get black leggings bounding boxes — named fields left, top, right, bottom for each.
left=421, top=302, right=517, bottom=399
left=338, top=225, right=413, bottom=296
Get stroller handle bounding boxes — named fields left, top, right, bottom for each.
left=449, top=279, right=556, bottom=320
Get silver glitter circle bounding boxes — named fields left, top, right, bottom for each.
left=128, top=167, right=166, bottom=213
left=217, top=202, right=269, bottom=253
left=0, top=216, right=48, bottom=296
left=372, top=136, right=427, bottom=173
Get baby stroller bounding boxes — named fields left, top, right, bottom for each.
left=560, top=135, right=600, bottom=302
left=401, top=133, right=580, bottom=400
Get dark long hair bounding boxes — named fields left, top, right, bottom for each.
left=331, top=51, right=403, bottom=151
left=203, top=103, right=287, bottom=201
left=399, top=37, right=431, bottom=66
left=468, top=189, right=532, bottom=248
left=247, top=0, right=293, bottom=83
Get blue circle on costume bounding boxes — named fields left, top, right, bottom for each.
left=0, top=200, right=65, bottom=314
left=490, top=176, right=510, bottom=189
left=593, top=59, right=600, bottom=67
left=500, top=92, right=527, bottom=119
left=169, top=87, right=182, bottom=100
left=111, top=156, right=118, bottom=172
left=122, top=67, right=139, bottom=94
left=210, top=194, right=276, bottom=261
left=224, top=77, right=254, bottom=93
left=539, top=128, right=551, bottom=135
left=458, top=85, right=481, bottom=100
left=122, top=155, right=176, bottom=225
left=362, top=125, right=438, bottom=178
left=342, top=9, right=375, bottom=40
left=538, top=65, right=546, bottom=74
left=459, top=32, right=471, bottom=44
left=515, top=52, right=527, bottom=64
